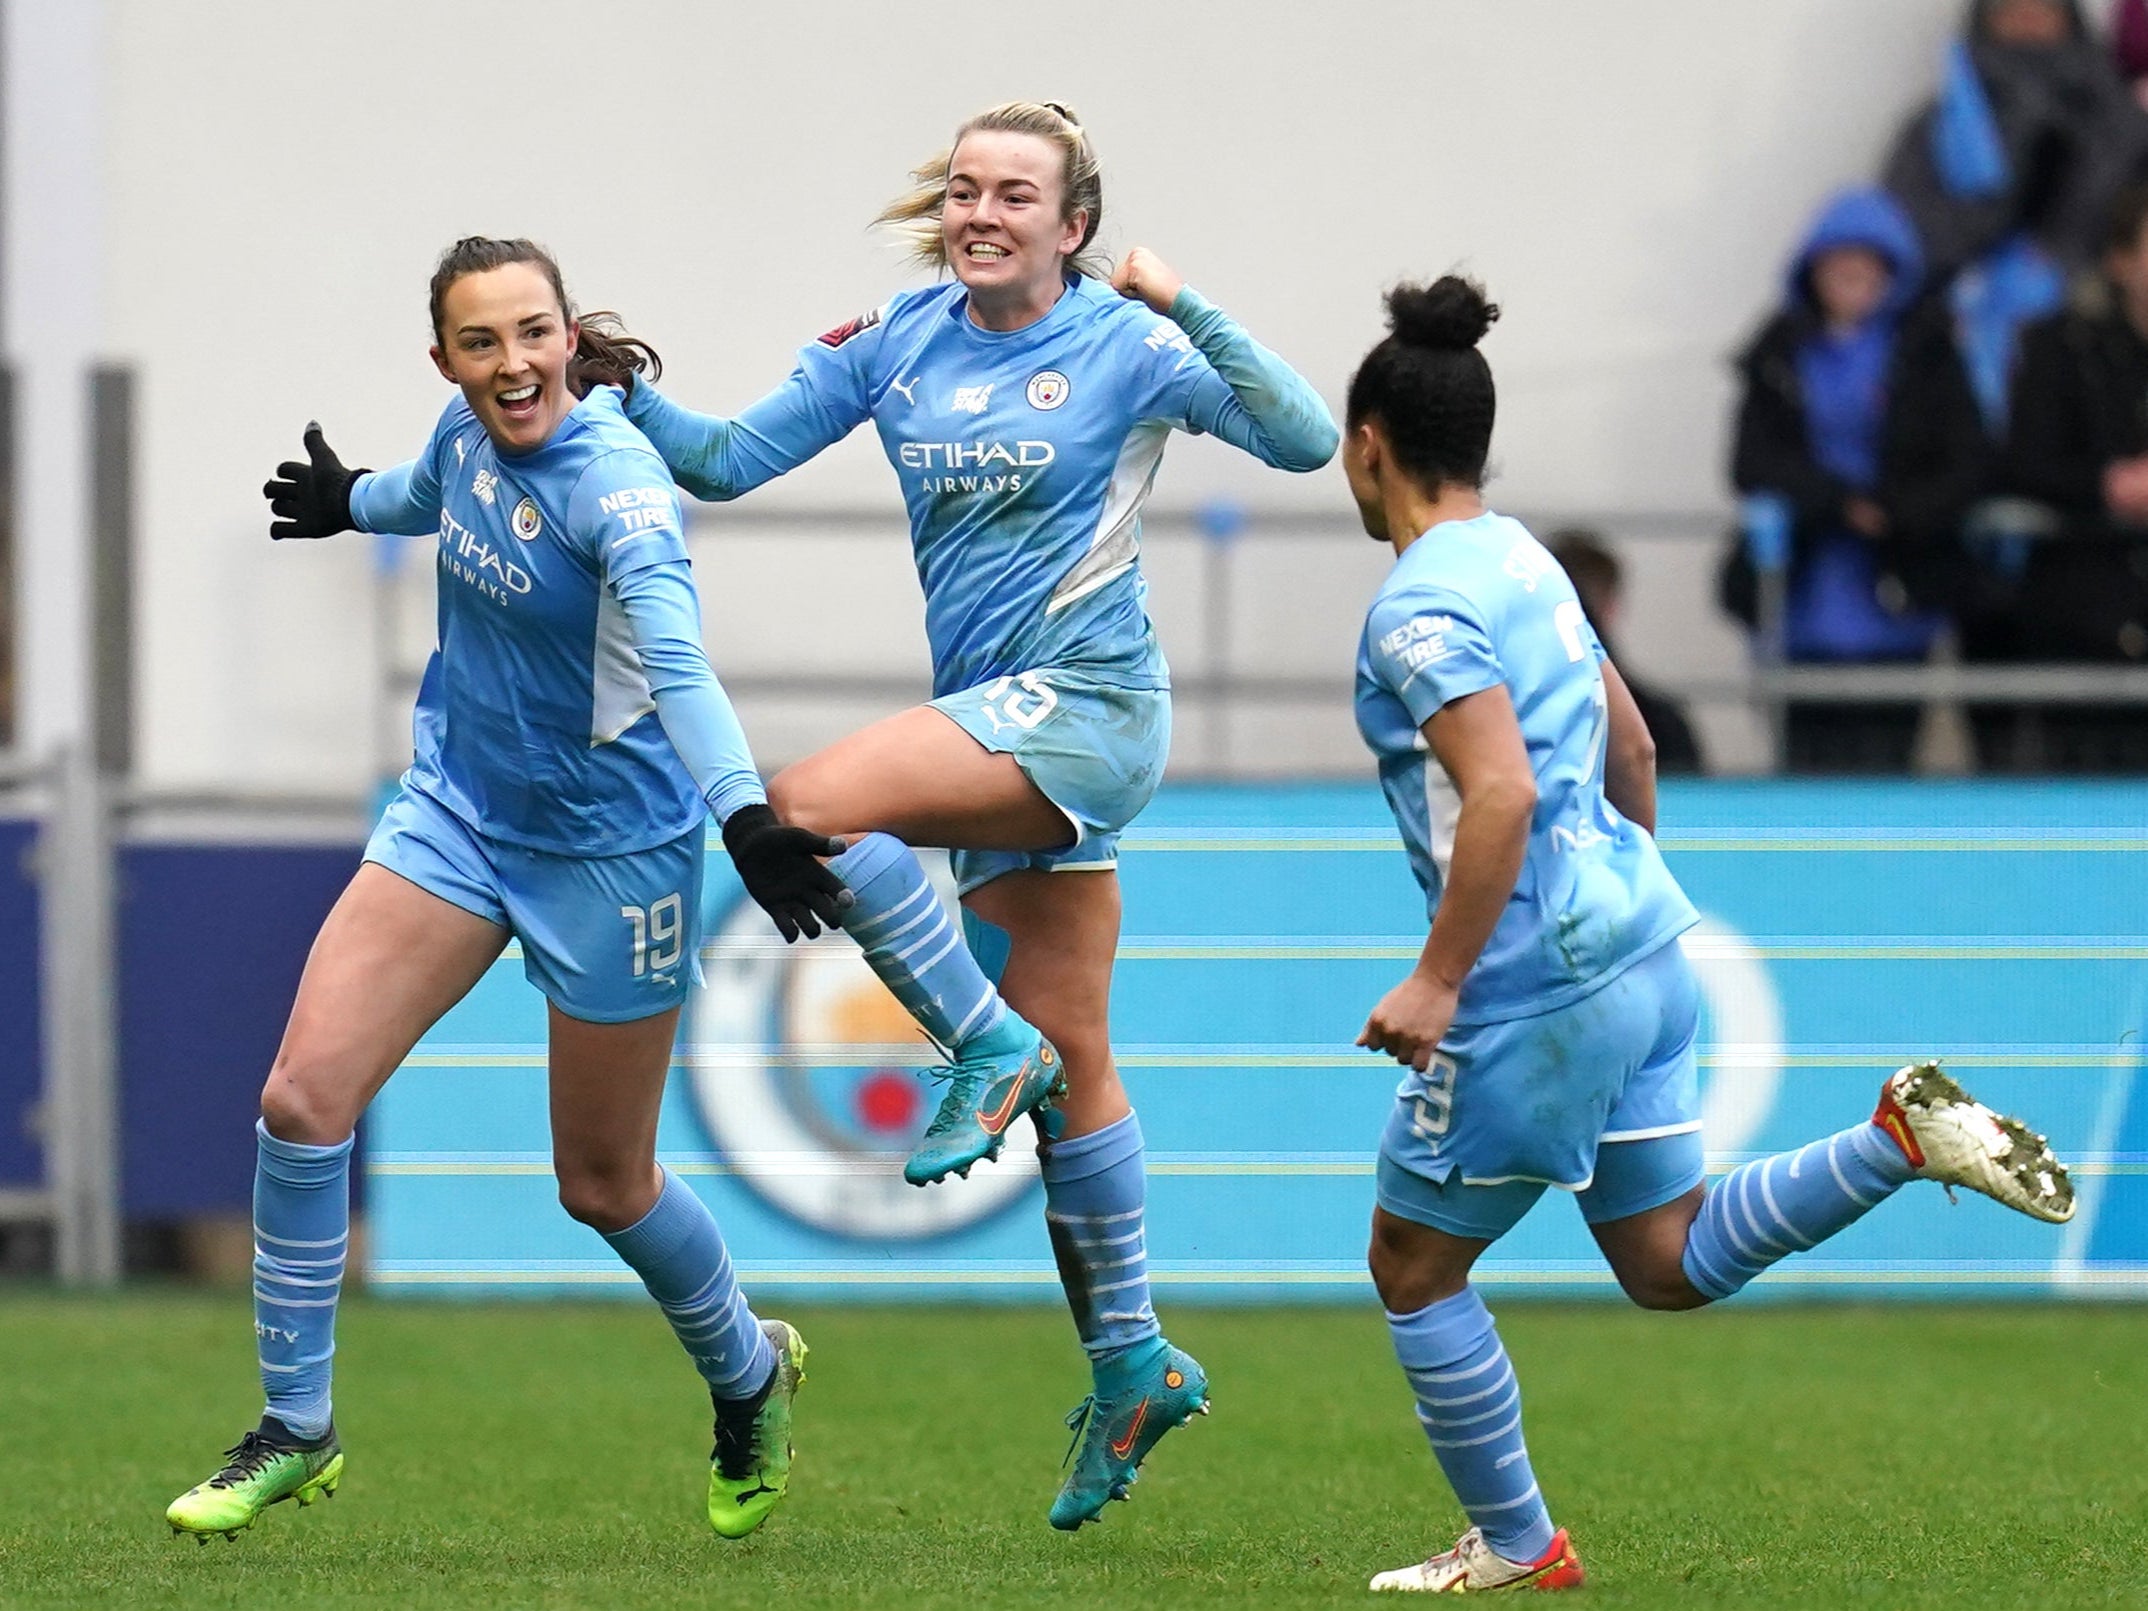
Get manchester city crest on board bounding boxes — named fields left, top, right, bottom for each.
left=1026, top=370, right=1070, bottom=410
left=684, top=852, right=1038, bottom=1241
left=511, top=497, right=542, bottom=540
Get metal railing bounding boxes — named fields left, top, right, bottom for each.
left=372, top=503, right=2148, bottom=779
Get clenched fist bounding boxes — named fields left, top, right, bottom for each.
left=1111, top=246, right=1186, bottom=317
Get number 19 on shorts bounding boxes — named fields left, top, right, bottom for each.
left=621, top=893, right=683, bottom=978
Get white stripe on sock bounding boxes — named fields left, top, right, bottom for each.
left=1431, top=1386, right=1522, bottom=1431
left=847, top=879, right=935, bottom=941
left=1045, top=1207, right=1144, bottom=1226
left=1473, top=1483, right=1545, bottom=1512
left=1755, top=1160, right=1819, bottom=1251
left=1824, top=1133, right=1880, bottom=1209
left=254, top=1229, right=347, bottom=1250
left=1422, top=1351, right=1503, bottom=1387
left=948, top=989, right=1001, bottom=1046
left=1419, top=1364, right=1516, bottom=1411
left=1427, top=1410, right=1524, bottom=1450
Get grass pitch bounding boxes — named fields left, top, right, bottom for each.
left=1, top=1295, right=2142, bottom=1608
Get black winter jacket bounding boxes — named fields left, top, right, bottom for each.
left=1722, top=299, right=1991, bottom=624
left=1999, top=302, right=2148, bottom=660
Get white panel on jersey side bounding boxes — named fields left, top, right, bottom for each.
left=589, top=587, right=656, bottom=746
left=1048, top=420, right=1172, bottom=615
left=1423, top=749, right=1464, bottom=887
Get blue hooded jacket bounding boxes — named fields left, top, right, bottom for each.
left=1788, top=188, right=1924, bottom=492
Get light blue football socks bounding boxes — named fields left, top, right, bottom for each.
left=1042, top=1111, right=1163, bottom=1382
left=1389, top=1286, right=1557, bottom=1564
left=253, top=1120, right=352, bottom=1440
left=831, top=833, right=1029, bottom=1058
left=1681, top=1121, right=1915, bottom=1301
left=602, top=1167, right=775, bottom=1400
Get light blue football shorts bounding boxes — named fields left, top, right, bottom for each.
left=364, top=784, right=706, bottom=1024
left=1375, top=936, right=1707, bottom=1242
left=930, top=667, right=1171, bottom=896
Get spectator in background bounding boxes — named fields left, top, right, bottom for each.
left=1884, top=1, right=2146, bottom=441
left=1546, top=528, right=1704, bottom=774
left=1724, top=187, right=1989, bottom=773
left=1885, top=0, right=2148, bottom=285
left=1981, top=178, right=2148, bottom=770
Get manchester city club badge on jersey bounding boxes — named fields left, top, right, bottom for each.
left=511, top=497, right=542, bottom=540
left=1026, top=369, right=1071, bottom=410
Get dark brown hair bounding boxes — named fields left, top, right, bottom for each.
left=427, top=236, right=661, bottom=393
left=1346, top=275, right=1500, bottom=491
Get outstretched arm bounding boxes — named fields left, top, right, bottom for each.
left=1113, top=248, right=1339, bottom=472
left=623, top=353, right=875, bottom=504
left=267, top=422, right=432, bottom=540
left=347, top=459, right=440, bottom=537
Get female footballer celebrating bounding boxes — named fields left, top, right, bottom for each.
left=623, top=101, right=1338, bottom=1528
left=165, top=238, right=845, bottom=1544
left=1343, top=275, right=2075, bottom=1593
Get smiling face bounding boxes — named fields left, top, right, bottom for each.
left=429, top=262, right=580, bottom=454
left=940, top=129, right=1087, bottom=317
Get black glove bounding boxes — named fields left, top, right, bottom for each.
left=721, top=805, right=854, bottom=943
left=265, top=421, right=366, bottom=540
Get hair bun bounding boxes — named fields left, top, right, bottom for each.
left=1385, top=275, right=1498, bottom=351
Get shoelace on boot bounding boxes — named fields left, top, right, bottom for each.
left=207, top=1432, right=285, bottom=1490
left=1059, top=1395, right=1098, bottom=1468
left=918, top=1067, right=986, bottom=1139
left=710, top=1378, right=778, bottom=1480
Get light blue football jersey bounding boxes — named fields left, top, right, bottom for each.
left=350, top=387, right=751, bottom=857
left=1355, top=512, right=1697, bottom=1026
left=627, top=275, right=1335, bottom=697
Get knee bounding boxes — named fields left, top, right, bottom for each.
left=259, top=1060, right=355, bottom=1147
left=1617, top=1264, right=1713, bottom=1312
left=766, top=763, right=847, bottom=839
left=1367, top=1235, right=1456, bottom=1316
left=555, top=1162, right=658, bottom=1234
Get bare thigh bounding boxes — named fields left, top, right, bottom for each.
left=547, top=1002, right=683, bottom=1234
left=768, top=704, right=1071, bottom=850
left=259, top=863, right=509, bottom=1145
left=1368, top=1205, right=1490, bottom=1313
left=1586, top=1185, right=1711, bottom=1311
left=964, top=867, right=1124, bottom=1140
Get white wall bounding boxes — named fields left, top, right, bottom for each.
left=99, top=0, right=1973, bottom=790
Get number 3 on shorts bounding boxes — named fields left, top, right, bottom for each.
left=981, top=672, right=1058, bottom=731
left=621, top=892, right=683, bottom=977
left=1409, top=1052, right=1459, bottom=1141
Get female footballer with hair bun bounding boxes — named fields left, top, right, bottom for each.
left=624, top=100, right=1338, bottom=1528
left=165, top=237, right=845, bottom=1544
left=1343, top=275, right=2076, bottom=1593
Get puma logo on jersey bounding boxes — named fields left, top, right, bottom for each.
left=889, top=375, right=919, bottom=405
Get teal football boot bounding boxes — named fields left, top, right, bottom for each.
left=904, top=1029, right=1066, bottom=1186
left=1049, top=1342, right=1209, bottom=1530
